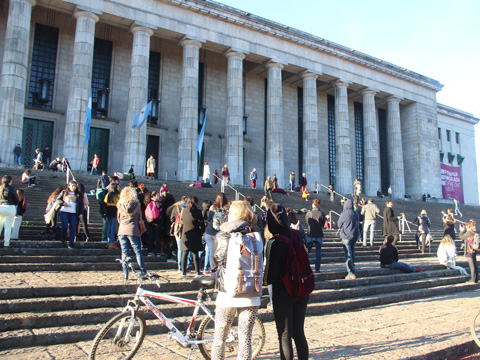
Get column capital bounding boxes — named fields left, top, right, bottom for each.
left=21, top=0, right=37, bottom=6
left=265, top=61, right=284, bottom=71
left=301, top=71, right=318, bottom=80
left=225, top=51, right=245, bottom=60
left=73, top=10, right=100, bottom=23
left=361, top=89, right=377, bottom=97
left=386, top=96, right=402, bottom=104
left=130, top=25, right=154, bottom=37
left=179, top=38, right=202, bottom=49
left=334, top=80, right=349, bottom=88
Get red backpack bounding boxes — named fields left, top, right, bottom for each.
left=276, top=230, right=315, bottom=298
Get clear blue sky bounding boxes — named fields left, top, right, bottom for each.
left=215, top=0, right=479, bottom=117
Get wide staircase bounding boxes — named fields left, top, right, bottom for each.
left=0, top=165, right=478, bottom=353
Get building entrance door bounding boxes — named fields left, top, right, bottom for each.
left=146, top=135, right=159, bottom=179
left=87, top=127, right=109, bottom=173
left=22, top=118, right=54, bottom=168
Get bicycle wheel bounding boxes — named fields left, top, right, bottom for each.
left=471, top=309, right=480, bottom=347
left=89, top=311, right=146, bottom=360
left=197, top=315, right=265, bottom=360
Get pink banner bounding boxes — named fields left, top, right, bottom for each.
left=441, top=163, right=464, bottom=205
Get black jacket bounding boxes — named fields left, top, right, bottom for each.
left=379, top=242, right=399, bottom=265
left=180, top=207, right=205, bottom=252
left=305, top=208, right=325, bottom=238
left=212, top=220, right=253, bottom=292
left=56, top=190, right=84, bottom=217
left=0, top=185, right=19, bottom=206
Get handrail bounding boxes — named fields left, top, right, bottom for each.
left=212, top=173, right=265, bottom=213
left=328, top=210, right=341, bottom=230
left=320, top=183, right=351, bottom=200
left=65, top=162, right=77, bottom=184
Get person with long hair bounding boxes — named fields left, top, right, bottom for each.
left=460, top=220, right=478, bottom=283
left=104, top=182, right=120, bottom=249
left=145, top=191, right=163, bottom=256
left=204, top=193, right=228, bottom=273
left=180, top=196, right=205, bottom=276
left=0, top=175, right=19, bottom=247
left=264, top=203, right=309, bottom=360
left=45, top=187, right=63, bottom=240
left=437, top=235, right=468, bottom=275
left=76, top=183, right=91, bottom=242
left=211, top=200, right=262, bottom=359
left=117, top=187, right=148, bottom=278
left=412, top=209, right=431, bottom=254
left=56, top=181, right=83, bottom=249
left=443, top=214, right=456, bottom=242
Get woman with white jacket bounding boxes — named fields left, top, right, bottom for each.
left=437, top=235, right=468, bottom=275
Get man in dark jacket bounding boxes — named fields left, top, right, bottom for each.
left=338, top=199, right=359, bottom=279
left=305, top=198, right=325, bottom=273
left=380, top=235, right=422, bottom=273
left=382, top=201, right=401, bottom=246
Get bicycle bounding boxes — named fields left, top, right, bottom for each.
left=89, top=258, right=265, bottom=360
left=471, top=308, right=480, bottom=348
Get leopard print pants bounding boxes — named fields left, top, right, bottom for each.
left=211, top=306, right=259, bottom=360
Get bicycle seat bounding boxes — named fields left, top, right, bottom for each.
left=191, top=277, right=215, bottom=289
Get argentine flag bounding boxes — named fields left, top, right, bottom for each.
left=132, top=100, right=153, bottom=129
left=197, top=109, right=207, bottom=156
left=84, top=91, right=92, bottom=145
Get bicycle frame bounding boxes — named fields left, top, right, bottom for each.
left=125, top=285, right=215, bottom=348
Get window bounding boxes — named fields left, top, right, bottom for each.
left=354, top=102, right=364, bottom=183
left=148, top=51, right=161, bottom=125
left=198, top=62, right=205, bottom=131
left=446, top=130, right=451, bottom=142
left=327, top=95, right=335, bottom=187
left=91, top=38, right=113, bottom=117
left=438, top=128, right=441, bottom=140
left=378, top=109, right=389, bottom=194
left=297, top=87, right=303, bottom=175
left=28, top=24, right=59, bottom=109
left=455, top=132, right=460, bottom=144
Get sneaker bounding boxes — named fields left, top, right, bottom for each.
left=181, top=274, right=186, bottom=277
left=345, top=274, right=356, bottom=280
left=167, top=259, right=176, bottom=263
left=108, top=243, right=119, bottom=250
left=416, top=268, right=423, bottom=272
left=148, top=252, right=155, bottom=257
left=68, top=245, right=74, bottom=250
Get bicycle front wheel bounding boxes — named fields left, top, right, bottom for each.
left=89, top=311, right=146, bottom=360
left=197, top=315, right=265, bottom=360
left=471, top=309, right=480, bottom=347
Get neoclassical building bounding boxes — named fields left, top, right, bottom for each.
left=0, top=0, right=478, bottom=203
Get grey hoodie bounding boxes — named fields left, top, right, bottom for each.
left=337, top=199, right=360, bottom=240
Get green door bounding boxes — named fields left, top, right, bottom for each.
left=87, top=127, right=109, bottom=173
left=22, top=118, right=54, bottom=168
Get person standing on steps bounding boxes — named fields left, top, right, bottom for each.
left=388, top=185, right=393, bottom=199
left=272, top=173, right=279, bottom=190
left=104, top=182, right=120, bottom=249
left=90, top=154, right=100, bottom=175
left=13, top=144, right=22, bottom=165
left=146, top=155, right=155, bottom=181
left=361, top=198, right=380, bottom=247
left=453, top=198, right=463, bottom=217
left=57, top=181, right=84, bottom=249
left=221, top=164, right=229, bottom=184
left=289, top=171, right=295, bottom=192
left=338, top=199, right=359, bottom=280
left=202, top=162, right=210, bottom=184
left=300, top=173, right=307, bottom=193
left=382, top=201, right=401, bottom=246
left=43, top=146, right=51, bottom=169
left=250, top=168, right=257, bottom=189
left=305, top=199, right=326, bottom=273
left=459, top=221, right=478, bottom=283
left=0, top=175, right=19, bottom=248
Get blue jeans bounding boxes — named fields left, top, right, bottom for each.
left=341, top=238, right=356, bottom=275
left=175, top=236, right=183, bottom=271
left=60, top=211, right=78, bottom=246
left=90, top=167, right=99, bottom=175
left=107, top=217, right=116, bottom=243
left=381, top=262, right=416, bottom=273
left=204, top=233, right=215, bottom=271
left=290, top=181, right=295, bottom=191
left=307, top=237, right=323, bottom=271
left=14, top=154, right=21, bottom=165
left=119, top=235, right=147, bottom=278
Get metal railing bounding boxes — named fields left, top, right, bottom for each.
left=328, top=210, right=341, bottom=231
left=320, top=184, right=351, bottom=200
left=212, top=173, right=264, bottom=213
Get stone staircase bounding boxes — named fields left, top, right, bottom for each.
left=0, top=165, right=478, bottom=353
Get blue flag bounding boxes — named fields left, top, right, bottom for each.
left=84, top=91, right=92, bottom=145
left=196, top=109, right=207, bottom=155
left=132, top=100, right=153, bottom=129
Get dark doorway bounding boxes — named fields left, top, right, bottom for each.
left=146, top=135, right=159, bottom=179
left=87, top=127, right=109, bottom=173
left=378, top=109, right=389, bottom=195
left=22, top=118, right=54, bottom=168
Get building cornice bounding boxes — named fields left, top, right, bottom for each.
left=165, top=0, right=444, bottom=92
left=437, top=104, right=479, bottom=124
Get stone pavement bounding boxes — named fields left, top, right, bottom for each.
left=0, top=263, right=478, bottom=360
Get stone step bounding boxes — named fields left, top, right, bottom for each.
left=0, top=261, right=177, bottom=272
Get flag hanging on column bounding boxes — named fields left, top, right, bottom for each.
left=132, top=100, right=153, bottom=129
left=196, top=109, right=207, bottom=156
left=84, top=91, right=92, bottom=145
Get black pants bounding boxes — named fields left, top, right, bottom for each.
left=147, top=222, right=162, bottom=255
left=467, top=253, right=478, bottom=283
left=273, top=294, right=309, bottom=360
left=181, top=250, right=199, bottom=275
left=76, top=209, right=90, bottom=240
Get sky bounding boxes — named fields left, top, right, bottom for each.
left=215, top=0, right=480, bottom=199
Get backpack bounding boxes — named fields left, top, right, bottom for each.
left=224, top=231, right=264, bottom=298
left=173, top=208, right=184, bottom=238
left=212, top=209, right=228, bottom=231
left=145, top=200, right=161, bottom=222
left=469, top=234, right=480, bottom=251
left=277, top=230, right=315, bottom=298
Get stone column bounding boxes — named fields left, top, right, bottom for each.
left=177, top=39, right=201, bottom=181
left=334, top=80, right=352, bottom=195
left=386, top=96, right=405, bottom=198
left=362, top=89, right=380, bottom=196
left=224, top=51, right=245, bottom=185
left=0, top=0, right=36, bottom=164
left=302, top=72, right=320, bottom=190
left=123, top=26, right=154, bottom=176
left=63, top=11, right=99, bottom=170
left=265, top=62, right=284, bottom=188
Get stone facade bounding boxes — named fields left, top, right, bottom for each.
left=0, top=0, right=477, bottom=203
